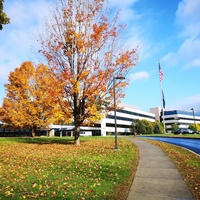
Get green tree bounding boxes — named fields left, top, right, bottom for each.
left=0, top=0, right=10, bottom=30
left=130, top=119, right=145, bottom=135
left=153, top=121, right=164, bottom=134
left=38, top=0, right=138, bottom=145
left=141, top=119, right=153, bottom=134
left=171, top=123, right=179, bottom=133
left=131, top=119, right=164, bottom=134
left=130, top=120, right=137, bottom=134
left=196, top=124, right=200, bottom=133
left=189, top=123, right=200, bottom=132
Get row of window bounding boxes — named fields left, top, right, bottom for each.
left=164, top=117, right=200, bottom=122
left=106, top=123, right=130, bottom=129
left=107, top=112, right=155, bottom=122
left=107, top=115, right=133, bottom=122
left=118, top=109, right=155, bottom=120
left=165, top=122, right=194, bottom=126
left=164, top=110, right=200, bottom=117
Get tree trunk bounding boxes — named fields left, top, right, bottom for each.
left=74, top=126, right=80, bottom=145
left=31, top=128, right=36, bottom=137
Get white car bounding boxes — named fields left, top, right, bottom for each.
left=80, top=131, right=92, bottom=136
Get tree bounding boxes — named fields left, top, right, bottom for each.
left=189, top=123, right=200, bottom=133
left=141, top=119, right=154, bottom=134
left=0, top=62, right=70, bottom=137
left=171, top=123, right=179, bottom=133
left=130, top=119, right=146, bottom=135
left=130, top=121, right=137, bottom=134
left=0, top=0, right=10, bottom=30
left=38, top=0, right=138, bottom=145
left=153, top=121, right=164, bottom=134
left=130, top=119, right=164, bottom=134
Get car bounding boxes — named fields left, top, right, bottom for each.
left=80, top=131, right=92, bottom=136
left=174, top=128, right=195, bottom=134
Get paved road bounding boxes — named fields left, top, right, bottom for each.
left=139, top=136, right=200, bottom=155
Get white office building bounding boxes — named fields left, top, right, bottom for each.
left=100, top=104, right=155, bottom=136
left=150, top=107, right=200, bottom=133
left=49, top=104, right=156, bottom=136
left=3, top=104, right=199, bottom=136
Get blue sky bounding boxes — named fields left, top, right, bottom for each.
left=0, top=0, right=200, bottom=113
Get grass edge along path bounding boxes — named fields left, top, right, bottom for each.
left=141, top=138, right=200, bottom=200
left=0, top=137, right=138, bottom=200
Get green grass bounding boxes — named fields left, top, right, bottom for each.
left=0, top=137, right=138, bottom=200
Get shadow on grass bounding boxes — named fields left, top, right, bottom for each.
left=0, top=137, right=77, bottom=145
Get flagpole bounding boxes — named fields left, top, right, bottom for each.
left=158, top=61, right=166, bottom=133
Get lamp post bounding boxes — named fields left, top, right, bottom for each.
left=191, top=108, right=197, bottom=133
left=113, top=76, right=125, bottom=150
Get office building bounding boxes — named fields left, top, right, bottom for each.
left=150, top=107, right=200, bottom=133
left=49, top=104, right=156, bottom=136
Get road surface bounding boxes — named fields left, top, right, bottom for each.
left=140, top=136, right=200, bottom=155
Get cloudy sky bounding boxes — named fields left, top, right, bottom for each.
left=1, top=0, right=200, bottom=114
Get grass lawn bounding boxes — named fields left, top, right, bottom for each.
left=0, top=137, right=138, bottom=200
left=142, top=138, right=200, bottom=200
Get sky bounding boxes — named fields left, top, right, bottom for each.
left=0, top=0, right=200, bottom=114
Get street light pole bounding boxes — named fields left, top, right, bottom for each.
left=191, top=108, right=197, bottom=133
left=113, top=76, right=125, bottom=150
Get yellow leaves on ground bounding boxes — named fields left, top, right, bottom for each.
left=0, top=138, right=137, bottom=199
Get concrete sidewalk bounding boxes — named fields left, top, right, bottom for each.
left=126, top=139, right=194, bottom=200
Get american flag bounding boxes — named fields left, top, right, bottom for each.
left=159, top=63, right=163, bottom=82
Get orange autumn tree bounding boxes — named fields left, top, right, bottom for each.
left=0, top=62, right=70, bottom=137
left=38, top=0, right=138, bottom=145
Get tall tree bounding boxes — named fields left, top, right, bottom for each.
left=0, top=0, right=10, bottom=30
left=130, top=119, right=146, bottom=135
left=153, top=121, right=164, bottom=134
left=38, top=0, right=138, bottom=145
left=0, top=62, right=70, bottom=137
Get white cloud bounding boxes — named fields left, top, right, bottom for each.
left=0, top=0, right=50, bottom=84
left=176, top=0, right=200, bottom=37
left=162, top=0, right=200, bottom=69
left=108, top=0, right=141, bottom=23
left=118, top=8, right=141, bottom=22
left=129, top=71, right=149, bottom=82
left=162, top=37, right=200, bottom=68
left=169, top=93, right=200, bottom=112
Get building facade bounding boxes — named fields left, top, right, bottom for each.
left=164, top=110, right=200, bottom=132
left=150, top=107, right=200, bottom=133
left=100, top=104, right=155, bottom=136
left=49, top=104, right=156, bottom=136
left=2, top=104, right=199, bottom=136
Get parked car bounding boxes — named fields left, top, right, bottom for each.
left=80, top=131, right=92, bottom=136
left=174, top=128, right=195, bottom=134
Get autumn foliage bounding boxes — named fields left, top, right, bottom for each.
left=0, top=137, right=138, bottom=199
left=38, top=0, right=138, bottom=144
left=0, top=62, right=71, bottom=136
